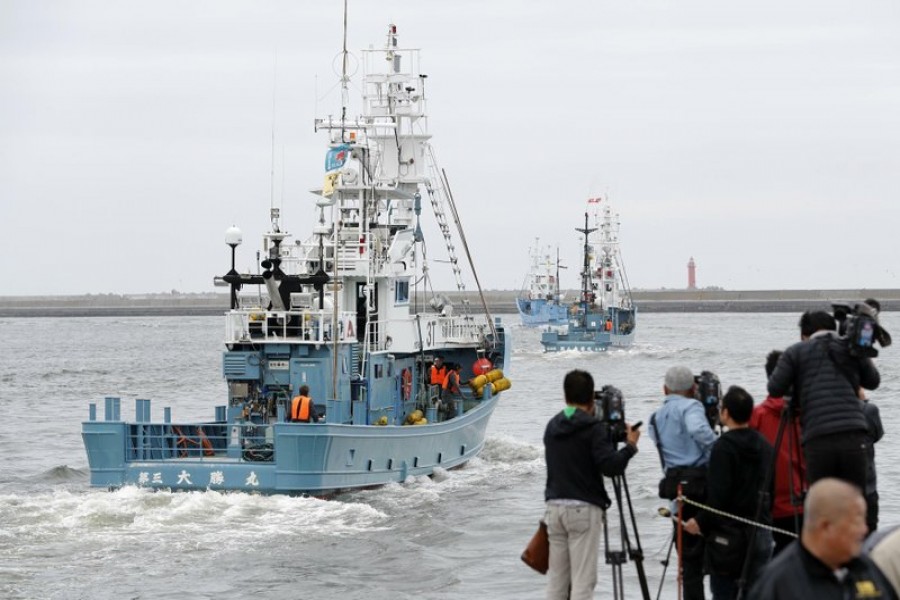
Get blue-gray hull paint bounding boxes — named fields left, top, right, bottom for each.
left=516, top=297, right=569, bottom=327
left=83, top=395, right=498, bottom=495
left=540, top=307, right=637, bottom=352
left=540, top=330, right=635, bottom=352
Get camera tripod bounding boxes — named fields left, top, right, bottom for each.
left=602, top=472, right=651, bottom=600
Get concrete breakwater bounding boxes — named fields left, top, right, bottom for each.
left=1, top=289, right=899, bottom=317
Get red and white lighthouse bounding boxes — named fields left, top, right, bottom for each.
left=687, top=257, right=697, bottom=290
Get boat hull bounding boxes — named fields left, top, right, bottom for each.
left=540, top=328, right=635, bottom=352
left=82, top=395, right=498, bottom=495
left=540, top=306, right=637, bottom=352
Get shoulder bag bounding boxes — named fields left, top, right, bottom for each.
left=520, top=521, right=549, bottom=574
left=651, top=413, right=707, bottom=500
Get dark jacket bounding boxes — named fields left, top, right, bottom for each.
left=696, top=428, right=773, bottom=534
left=749, top=397, right=806, bottom=520
left=862, top=400, right=884, bottom=496
left=747, top=540, right=898, bottom=600
left=544, top=407, right=637, bottom=509
left=768, top=331, right=879, bottom=443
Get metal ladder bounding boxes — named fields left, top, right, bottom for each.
left=424, top=145, right=469, bottom=311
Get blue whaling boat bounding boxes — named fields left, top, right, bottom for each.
left=516, top=239, right=569, bottom=327
left=82, top=23, right=511, bottom=495
left=541, top=201, right=636, bottom=351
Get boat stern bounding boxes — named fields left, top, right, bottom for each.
left=82, top=398, right=127, bottom=488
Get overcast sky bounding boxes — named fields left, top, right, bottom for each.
left=2, top=0, right=899, bottom=296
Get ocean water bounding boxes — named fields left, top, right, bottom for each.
left=1, top=312, right=898, bottom=599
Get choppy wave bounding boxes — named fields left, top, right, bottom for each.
left=0, top=435, right=545, bottom=549
left=38, top=465, right=87, bottom=482
left=40, top=367, right=112, bottom=380
left=0, top=486, right=389, bottom=549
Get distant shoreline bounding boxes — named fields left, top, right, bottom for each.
left=2, top=289, right=899, bottom=317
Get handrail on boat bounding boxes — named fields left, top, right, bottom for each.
left=225, top=309, right=357, bottom=344
left=125, top=421, right=277, bottom=463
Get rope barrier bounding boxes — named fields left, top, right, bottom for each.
left=676, top=495, right=799, bottom=538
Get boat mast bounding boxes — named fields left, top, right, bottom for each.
left=555, top=246, right=562, bottom=303
left=576, top=212, right=596, bottom=320
left=331, top=0, right=350, bottom=400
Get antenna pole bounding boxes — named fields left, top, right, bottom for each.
left=270, top=50, right=277, bottom=214
left=340, top=0, right=349, bottom=138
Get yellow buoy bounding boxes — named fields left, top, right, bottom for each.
left=491, top=377, right=512, bottom=394
left=485, top=369, right=504, bottom=383
left=470, top=374, right=489, bottom=389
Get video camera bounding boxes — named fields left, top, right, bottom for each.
left=832, top=302, right=892, bottom=358
left=595, top=384, right=627, bottom=444
left=694, top=370, right=722, bottom=429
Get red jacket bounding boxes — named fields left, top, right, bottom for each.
left=749, top=396, right=806, bottom=519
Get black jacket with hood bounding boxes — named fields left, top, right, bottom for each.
left=544, top=407, right=637, bottom=509
left=695, top=427, right=774, bottom=534
left=768, top=330, right=880, bottom=443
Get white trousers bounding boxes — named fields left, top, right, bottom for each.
left=544, top=502, right=605, bottom=600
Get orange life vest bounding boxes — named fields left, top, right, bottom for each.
left=430, top=365, right=447, bottom=385
left=442, top=370, right=460, bottom=393
left=291, top=395, right=313, bottom=422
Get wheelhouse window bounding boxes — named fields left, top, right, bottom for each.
left=394, top=280, right=410, bottom=305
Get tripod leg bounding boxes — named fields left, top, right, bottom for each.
left=619, top=474, right=652, bottom=600
left=656, top=534, right=675, bottom=600
left=612, top=562, right=624, bottom=600
left=608, top=474, right=652, bottom=600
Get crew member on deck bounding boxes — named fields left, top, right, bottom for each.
left=441, top=363, right=462, bottom=418
left=430, top=356, right=447, bottom=386
left=291, top=385, right=320, bottom=423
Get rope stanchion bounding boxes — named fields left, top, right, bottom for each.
left=676, top=483, right=684, bottom=600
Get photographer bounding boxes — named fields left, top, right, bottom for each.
left=767, top=310, right=880, bottom=491
left=543, top=369, right=640, bottom=600
left=649, top=365, right=717, bottom=600
left=684, top=385, right=773, bottom=599
left=750, top=350, right=806, bottom=555
left=860, top=388, right=884, bottom=533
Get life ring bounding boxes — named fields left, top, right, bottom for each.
left=401, top=368, right=412, bottom=401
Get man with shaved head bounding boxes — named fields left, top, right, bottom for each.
left=747, top=478, right=897, bottom=599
